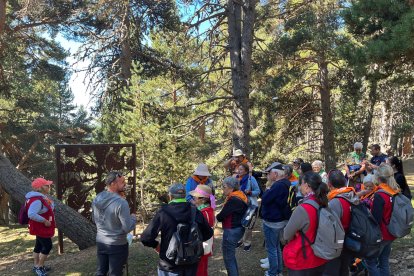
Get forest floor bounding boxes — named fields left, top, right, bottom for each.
left=1, top=159, right=414, bottom=276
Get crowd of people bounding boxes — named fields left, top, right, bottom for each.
left=22, top=144, right=413, bottom=276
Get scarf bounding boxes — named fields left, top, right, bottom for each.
left=328, top=187, right=356, bottom=201
left=238, top=174, right=249, bottom=192
left=360, top=185, right=378, bottom=200
left=169, top=198, right=187, bottom=204
left=378, top=183, right=399, bottom=196
left=192, top=175, right=209, bottom=185
left=225, top=190, right=248, bottom=204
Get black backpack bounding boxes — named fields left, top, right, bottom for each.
left=343, top=202, right=382, bottom=258
left=165, top=206, right=204, bottom=265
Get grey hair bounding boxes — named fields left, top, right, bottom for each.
left=354, top=142, right=363, bottom=149
left=374, top=164, right=400, bottom=191
left=271, top=169, right=285, bottom=177
left=223, top=177, right=240, bottom=190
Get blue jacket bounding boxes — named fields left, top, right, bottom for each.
left=185, top=177, right=214, bottom=202
left=261, top=178, right=291, bottom=222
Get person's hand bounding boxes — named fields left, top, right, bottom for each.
left=245, top=190, right=252, bottom=195
left=43, top=220, right=51, bottom=227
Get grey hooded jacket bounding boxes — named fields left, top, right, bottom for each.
left=92, top=191, right=137, bottom=245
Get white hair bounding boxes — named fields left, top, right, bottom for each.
left=354, top=142, right=363, bottom=149
left=312, top=160, right=323, bottom=168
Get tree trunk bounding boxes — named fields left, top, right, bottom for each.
left=318, top=57, right=336, bottom=170
left=0, top=0, right=6, bottom=34
left=119, top=3, right=132, bottom=84
left=227, top=0, right=256, bottom=156
left=0, top=154, right=96, bottom=249
left=362, top=79, right=377, bottom=151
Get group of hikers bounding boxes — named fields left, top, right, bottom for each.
left=22, top=143, right=413, bottom=276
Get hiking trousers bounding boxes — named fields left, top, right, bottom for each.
left=96, top=242, right=128, bottom=276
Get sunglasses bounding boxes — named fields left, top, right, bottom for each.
left=107, top=171, right=123, bottom=184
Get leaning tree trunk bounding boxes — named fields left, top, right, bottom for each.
left=318, top=57, right=336, bottom=171
left=0, top=154, right=96, bottom=249
left=362, top=79, right=377, bottom=151
left=227, top=0, right=257, bottom=156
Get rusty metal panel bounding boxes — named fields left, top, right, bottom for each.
left=55, top=144, right=137, bottom=221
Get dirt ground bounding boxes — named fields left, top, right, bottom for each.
left=1, top=159, right=414, bottom=275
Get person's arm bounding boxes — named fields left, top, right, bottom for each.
left=249, top=177, right=260, bottom=197
left=371, top=193, right=385, bottom=225
left=283, top=206, right=309, bottom=241
left=118, top=200, right=137, bottom=233
left=185, top=178, right=194, bottom=202
left=217, top=198, right=241, bottom=222
left=141, top=211, right=161, bottom=248
left=27, top=200, right=48, bottom=223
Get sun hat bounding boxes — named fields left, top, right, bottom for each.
left=193, top=163, right=211, bottom=176
left=264, top=162, right=284, bottom=172
left=232, top=149, right=244, bottom=157
left=168, top=183, right=186, bottom=198
left=32, top=178, right=53, bottom=189
left=190, top=185, right=216, bottom=209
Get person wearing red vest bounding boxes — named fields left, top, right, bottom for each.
left=365, top=164, right=400, bottom=276
left=282, top=172, right=329, bottom=275
left=190, top=184, right=216, bottom=276
left=323, top=170, right=360, bottom=276
left=25, top=178, right=55, bottom=276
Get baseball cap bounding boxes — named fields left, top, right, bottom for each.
left=264, top=162, right=284, bottom=172
left=168, top=183, right=186, bottom=198
left=32, top=178, right=53, bottom=189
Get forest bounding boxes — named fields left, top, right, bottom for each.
left=1, top=0, right=414, bottom=232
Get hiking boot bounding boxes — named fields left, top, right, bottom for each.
left=243, top=244, right=251, bottom=251
left=34, top=266, right=47, bottom=276
left=236, top=241, right=243, bottom=248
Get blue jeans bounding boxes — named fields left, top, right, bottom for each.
left=222, top=227, right=244, bottom=276
left=263, top=223, right=283, bottom=276
left=365, top=240, right=393, bottom=276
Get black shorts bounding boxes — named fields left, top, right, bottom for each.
left=34, top=236, right=53, bottom=255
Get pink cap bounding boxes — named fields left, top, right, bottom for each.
left=32, top=178, right=53, bottom=189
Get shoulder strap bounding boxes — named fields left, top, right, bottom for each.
left=28, top=196, right=49, bottom=211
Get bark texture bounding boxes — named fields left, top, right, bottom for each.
left=0, top=154, right=96, bottom=249
left=318, top=57, right=336, bottom=170
left=227, top=0, right=257, bottom=156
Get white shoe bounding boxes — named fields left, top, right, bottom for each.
left=260, top=257, right=269, bottom=264
left=261, top=262, right=270, bottom=269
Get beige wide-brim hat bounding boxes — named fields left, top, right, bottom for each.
left=232, top=149, right=244, bottom=157
left=189, top=185, right=213, bottom=198
left=194, top=163, right=211, bottom=176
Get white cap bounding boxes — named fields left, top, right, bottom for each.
left=193, top=163, right=211, bottom=176
left=232, top=149, right=244, bottom=157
